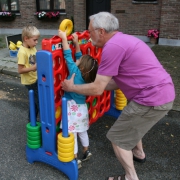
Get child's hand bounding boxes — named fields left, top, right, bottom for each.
left=72, top=33, right=79, bottom=44
left=58, top=30, right=67, bottom=40
left=32, top=64, right=37, bottom=71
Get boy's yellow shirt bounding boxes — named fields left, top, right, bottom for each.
left=17, top=46, right=37, bottom=85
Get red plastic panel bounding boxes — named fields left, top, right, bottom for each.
left=41, top=31, right=111, bottom=126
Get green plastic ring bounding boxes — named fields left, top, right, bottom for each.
left=27, top=130, right=41, bottom=137
left=26, top=122, right=41, bottom=132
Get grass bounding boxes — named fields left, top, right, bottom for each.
left=0, top=35, right=7, bottom=48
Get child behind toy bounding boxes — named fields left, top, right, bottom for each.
left=58, top=30, right=98, bottom=169
left=17, top=25, right=40, bottom=121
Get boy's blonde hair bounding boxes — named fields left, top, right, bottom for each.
left=22, top=26, right=40, bottom=41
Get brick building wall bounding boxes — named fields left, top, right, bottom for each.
left=73, top=0, right=86, bottom=31
left=0, top=0, right=73, bottom=30
left=160, top=0, right=180, bottom=39
left=110, top=0, right=162, bottom=37
left=0, top=0, right=179, bottom=45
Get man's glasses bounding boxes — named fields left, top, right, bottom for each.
left=87, top=28, right=100, bottom=34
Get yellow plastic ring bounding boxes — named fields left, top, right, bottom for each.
left=116, top=101, right=127, bottom=105
left=58, top=155, right=74, bottom=162
left=116, top=107, right=124, bottom=110
left=55, top=106, right=61, bottom=119
left=58, top=151, right=74, bottom=158
left=58, top=132, right=74, bottom=144
left=116, top=93, right=125, bottom=96
left=116, top=93, right=126, bottom=97
left=115, top=96, right=127, bottom=100
left=58, top=141, right=74, bottom=149
left=92, top=109, right=97, bottom=118
left=58, top=146, right=74, bottom=153
left=115, top=90, right=121, bottom=93
left=115, top=100, right=127, bottom=104
left=116, top=104, right=127, bottom=108
left=59, top=19, right=73, bottom=36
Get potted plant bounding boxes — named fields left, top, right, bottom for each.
left=36, top=11, right=60, bottom=21
left=0, top=12, right=16, bottom=21
left=147, top=29, right=159, bottom=44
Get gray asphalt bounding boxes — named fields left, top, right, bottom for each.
left=0, top=73, right=180, bottom=180
left=0, top=39, right=180, bottom=179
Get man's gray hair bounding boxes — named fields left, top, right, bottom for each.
left=89, top=12, right=119, bottom=33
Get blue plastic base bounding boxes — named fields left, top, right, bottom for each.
left=105, top=104, right=122, bottom=119
left=104, top=91, right=122, bottom=119
left=26, top=146, right=78, bottom=180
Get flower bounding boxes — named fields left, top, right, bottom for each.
left=68, top=125, right=75, bottom=131
left=0, top=11, right=16, bottom=18
left=36, top=11, right=60, bottom=20
left=147, top=29, right=159, bottom=39
left=0, top=12, right=16, bottom=21
left=70, top=105, right=78, bottom=112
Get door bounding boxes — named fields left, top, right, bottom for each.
left=86, top=0, right=111, bottom=29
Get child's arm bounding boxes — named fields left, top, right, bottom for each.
left=72, top=33, right=80, bottom=53
left=18, top=64, right=36, bottom=74
left=72, top=33, right=82, bottom=64
left=58, top=30, right=69, bottom=50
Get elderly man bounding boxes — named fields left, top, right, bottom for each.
left=62, top=12, right=175, bottom=180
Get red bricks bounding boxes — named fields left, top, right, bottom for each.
left=0, top=0, right=179, bottom=39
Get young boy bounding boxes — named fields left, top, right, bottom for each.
left=17, top=25, right=40, bottom=121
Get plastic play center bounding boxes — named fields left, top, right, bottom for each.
left=25, top=19, right=127, bottom=180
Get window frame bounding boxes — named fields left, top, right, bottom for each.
left=0, top=0, right=20, bottom=13
left=36, top=0, right=65, bottom=13
left=132, top=0, right=158, bottom=4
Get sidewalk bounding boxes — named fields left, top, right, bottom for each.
left=0, top=35, right=50, bottom=77
left=0, top=41, right=179, bottom=112
left=0, top=43, right=42, bottom=77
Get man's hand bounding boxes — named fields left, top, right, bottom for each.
left=61, top=73, right=76, bottom=92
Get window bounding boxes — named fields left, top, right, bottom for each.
left=132, top=0, right=158, bottom=3
left=0, top=0, right=20, bottom=12
left=36, top=0, right=66, bottom=12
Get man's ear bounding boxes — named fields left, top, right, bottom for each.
left=99, top=28, right=105, bottom=35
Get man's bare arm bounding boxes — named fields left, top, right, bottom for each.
left=61, top=74, right=112, bottom=96
left=105, top=79, right=119, bottom=91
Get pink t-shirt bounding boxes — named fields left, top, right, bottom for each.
left=98, top=32, right=175, bottom=106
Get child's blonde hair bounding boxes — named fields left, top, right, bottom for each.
left=22, top=25, right=40, bottom=41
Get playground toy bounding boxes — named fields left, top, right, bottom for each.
left=9, top=40, right=22, bottom=50
left=58, top=97, right=75, bottom=163
left=59, top=19, right=73, bottom=36
left=9, top=41, right=17, bottom=50
left=115, top=89, right=127, bottom=110
left=26, top=90, right=78, bottom=180
left=25, top=19, right=127, bottom=180
left=16, top=40, right=22, bottom=48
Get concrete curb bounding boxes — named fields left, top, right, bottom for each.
left=0, top=67, right=19, bottom=77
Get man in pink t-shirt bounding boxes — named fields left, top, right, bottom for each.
left=62, top=12, right=175, bottom=180
left=99, top=32, right=174, bottom=106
